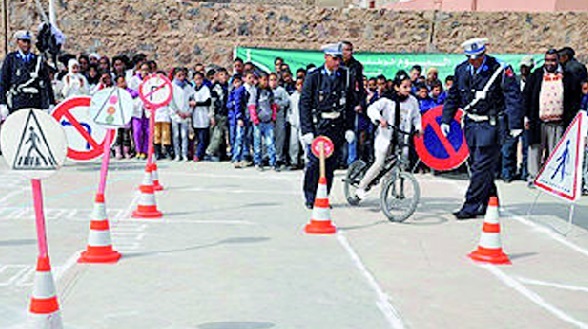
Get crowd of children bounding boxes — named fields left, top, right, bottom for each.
left=45, top=52, right=455, bottom=173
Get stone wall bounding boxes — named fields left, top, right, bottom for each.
left=2, top=1, right=588, bottom=70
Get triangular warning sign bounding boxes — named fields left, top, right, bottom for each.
left=12, top=110, right=58, bottom=171
left=535, top=111, right=587, bottom=202
left=92, top=88, right=127, bottom=126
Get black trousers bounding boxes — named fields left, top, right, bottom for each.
left=303, top=145, right=341, bottom=204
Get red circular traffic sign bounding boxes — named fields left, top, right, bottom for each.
left=139, top=73, right=173, bottom=109
left=311, top=136, right=335, bottom=159
left=414, top=106, right=469, bottom=171
left=52, top=96, right=115, bottom=161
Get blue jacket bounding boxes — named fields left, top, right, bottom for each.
left=227, top=85, right=249, bottom=126
left=418, top=96, right=437, bottom=113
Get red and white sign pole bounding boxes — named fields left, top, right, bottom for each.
left=0, top=109, right=68, bottom=328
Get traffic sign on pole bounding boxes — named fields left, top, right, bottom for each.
left=414, top=106, right=469, bottom=171
left=52, top=96, right=115, bottom=161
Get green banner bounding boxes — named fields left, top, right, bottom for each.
left=235, top=47, right=543, bottom=81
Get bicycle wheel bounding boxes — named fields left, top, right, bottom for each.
left=343, top=160, right=367, bottom=206
left=380, top=171, right=420, bottom=222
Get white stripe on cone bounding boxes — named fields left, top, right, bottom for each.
left=32, top=271, right=57, bottom=299
left=88, top=230, right=113, bottom=247
left=91, top=203, right=107, bottom=221
left=28, top=312, right=63, bottom=329
left=142, top=171, right=153, bottom=186
left=479, top=232, right=503, bottom=250
left=312, top=206, right=331, bottom=221
left=317, top=184, right=328, bottom=197
left=138, top=193, right=156, bottom=205
left=485, top=208, right=500, bottom=224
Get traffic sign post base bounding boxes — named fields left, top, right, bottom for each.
left=150, top=162, right=164, bottom=191
left=132, top=167, right=163, bottom=219
left=28, top=256, right=63, bottom=329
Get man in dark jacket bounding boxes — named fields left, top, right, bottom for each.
left=525, top=49, right=582, bottom=187
left=341, top=41, right=366, bottom=165
left=0, top=30, right=55, bottom=121
left=559, top=47, right=588, bottom=83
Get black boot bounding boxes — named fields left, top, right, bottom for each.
left=165, top=145, right=174, bottom=160
left=154, top=144, right=163, bottom=160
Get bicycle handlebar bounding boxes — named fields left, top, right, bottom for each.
left=374, top=120, right=413, bottom=136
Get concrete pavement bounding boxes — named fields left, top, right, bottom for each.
left=1, top=158, right=588, bottom=328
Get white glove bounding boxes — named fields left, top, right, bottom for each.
left=510, top=129, right=523, bottom=138
left=345, top=130, right=356, bottom=143
left=0, top=104, right=8, bottom=122
left=301, top=133, right=314, bottom=145
left=441, top=123, right=450, bottom=137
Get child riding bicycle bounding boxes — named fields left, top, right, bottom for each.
left=355, top=71, right=422, bottom=200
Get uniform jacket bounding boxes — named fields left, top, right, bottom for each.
left=443, top=55, right=524, bottom=147
left=299, top=65, right=356, bottom=146
left=0, top=51, right=55, bottom=111
left=524, top=66, right=582, bottom=145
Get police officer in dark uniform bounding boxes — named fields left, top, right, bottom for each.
left=0, top=30, right=55, bottom=122
left=442, top=38, right=524, bottom=220
left=299, top=43, right=356, bottom=209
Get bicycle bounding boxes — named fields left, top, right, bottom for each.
left=343, top=124, right=421, bottom=222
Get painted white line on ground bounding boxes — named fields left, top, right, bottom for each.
left=481, top=264, right=588, bottom=329
left=54, top=252, right=81, bottom=283
left=515, top=276, right=588, bottom=293
left=507, top=213, right=588, bottom=258
left=443, top=179, right=588, bottom=259
left=0, top=188, right=26, bottom=205
left=336, top=232, right=405, bottom=329
left=0, top=265, right=29, bottom=287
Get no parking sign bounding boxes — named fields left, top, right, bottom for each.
left=414, top=106, right=469, bottom=171
left=139, top=74, right=173, bottom=109
left=52, top=96, right=115, bottom=161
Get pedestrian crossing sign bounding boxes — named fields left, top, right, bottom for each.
left=534, top=111, right=587, bottom=202
left=0, top=109, right=67, bottom=179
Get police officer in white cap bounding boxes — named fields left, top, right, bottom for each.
left=299, top=42, right=356, bottom=209
left=442, top=37, right=524, bottom=219
left=0, top=30, right=55, bottom=122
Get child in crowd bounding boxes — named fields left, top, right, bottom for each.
left=61, top=59, right=89, bottom=98
left=269, top=72, right=290, bottom=167
left=130, top=62, right=151, bottom=160
left=416, top=84, right=436, bottom=113
left=227, top=74, right=250, bottom=168
left=430, top=80, right=446, bottom=106
left=170, top=67, right=195, bottom=162
left=355, top=71, right=422, bottom=200
left=287, top=76, right=304, bottom=169
left=248, top=72, right=278, bottom=171
left=114, top=75, right=136, bottom=160
left=192, top=72, right=213, bottom=162
left=153, top=70, right=173, bottom=160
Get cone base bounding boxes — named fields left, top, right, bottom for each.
left=28, top=311, right=63, bottom=329
left=304, top=221, right=337, bottom=234
left=468, top=250, right=511, bottom=265
left=78, top=250, right=121, bottom=264
left=132, top=209, right=163, bottom=218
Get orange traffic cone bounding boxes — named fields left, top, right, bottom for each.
left=304, top=177, right=336, bottom=234
left=28, top=256, right=63, bottom=328
left=150, top=161, right=163, bottom=191
left=468, top=196, right=511, bottom=265
left=132, top=166, right=163, bottom=218
left=78, top=193, right=121, bottom=263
